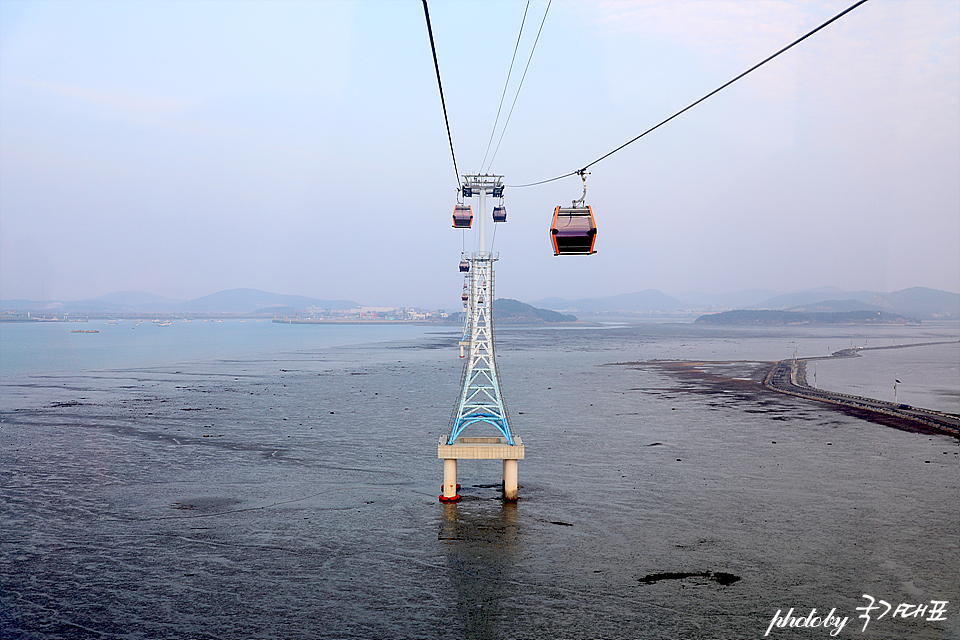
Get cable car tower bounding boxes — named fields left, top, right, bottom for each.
left=439, top=174, right=524, bottom=502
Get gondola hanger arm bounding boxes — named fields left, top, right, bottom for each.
left=572, top=171, right=589, bottom=207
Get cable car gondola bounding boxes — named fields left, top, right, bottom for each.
left=459, top=258, right=470, bottom=272
left=550, top=172, right=596, bottom=255
left=551, top=206, right=597, bottom=255
left=492, top=205, right=507, bottom=223
left=452, top=204, right=472, bottom=229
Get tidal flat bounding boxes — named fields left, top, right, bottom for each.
left=1, top=321, right=958, bottom=639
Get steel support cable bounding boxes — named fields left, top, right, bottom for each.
left=486, top=0, right=551, bottom=174
left=507, top=0, right=870, bottom=188
left=422, top=0, right=460, bottom=189
left=479, top=1, right=530, bottom=173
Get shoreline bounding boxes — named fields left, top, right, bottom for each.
left=617, top=357, right=959, bottom=441
left=270, top=318, right=597, bottom=327
left=768, top=358, right=959, bottom=440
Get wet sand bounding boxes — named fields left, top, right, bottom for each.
left=630, top=359, right=960, bottom=439
left=2, top=327, right=958, bottom=639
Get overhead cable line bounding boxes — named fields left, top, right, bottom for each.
left=422, top=0, right=460, bottom=189
left=508, top=0, right=870, bottom=188
left=479, top=2, right=530, bottom=174
left=485, top=0, right=551, bottom=174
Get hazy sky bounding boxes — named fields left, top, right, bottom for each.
left=2, top=0, right=958, bottom=308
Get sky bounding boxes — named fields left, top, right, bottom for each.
left=1, top=0, right=958, bottom=309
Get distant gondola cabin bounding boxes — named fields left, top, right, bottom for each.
left=452, top=205, right=473, bottom=229
left=550, top=206, right=597, bottom=255
left=492, top=206, right=507, bottom=223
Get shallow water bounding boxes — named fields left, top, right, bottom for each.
left=808, top=340, right=959, bottom=414
left=0, top=319, right=437, bottom=376
left=1, top=322, right=958, bottom=639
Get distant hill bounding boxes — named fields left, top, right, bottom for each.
left=91, top=291, right=185, bottom=308
left=2, top=289, right=360, bottom=315
left=448, top=299, right=577, bottom=325
left=60, top=291, right=187, bottom=314
left=672, top=288, right=779, bottom=309
left=880, top=287, right=960, bottom=319
left=494, top=299, right=577, bottom=323
left=1, top=290, right=186, bottom=314
left=532, top=286, right=958, bottom=319
left=695, top=309, right=920, bottom=326
left=533, top=289, right=684, bottom=313
left=176, top=289, right=359, bottom=314
left=786, top=299, right=886, bottom=314
left=3, top=286, right=955, bottom=318
left=0, top=299, right=59, bottom=312
left=753, top=286, right=958, bottom=319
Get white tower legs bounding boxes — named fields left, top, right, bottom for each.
left=503, top=459, right=518, bottom=500
left=438, top=436, right=524, bottom=501
left=442, top=459, right=458, bottom=501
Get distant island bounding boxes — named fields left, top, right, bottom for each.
left=492, top=299, right=577, bottom=324
left=3, top=285, right=956, bottom=321
left=531, top=286, right=958, bottom=320
left=272, top=299, right=577, bottom=326
left=695, top=309, right=920, bottom=326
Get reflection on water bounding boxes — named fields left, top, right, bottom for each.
left=440, top=500, right=519, bottom=640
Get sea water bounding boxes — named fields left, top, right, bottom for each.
left=1, top=320, right=958, bottom=639
left=808, top=338, right=959, bottom=414
left=0, top=319, right=437, bottom=377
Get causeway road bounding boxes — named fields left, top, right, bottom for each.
left=764, top=341, right=959, bottom=439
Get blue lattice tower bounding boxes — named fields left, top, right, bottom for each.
left=439, top=175, right=524, bottom=502
left=447, top=252, right=513, bottom=444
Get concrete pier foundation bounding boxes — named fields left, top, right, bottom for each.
left=440, top=458, right=460, bottom=501
left=502, top=458, right=518, bottom=501
left=439, top=436, right=524, bottom=502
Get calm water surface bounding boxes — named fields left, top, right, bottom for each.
left=1, top=321, right=957, bottom=639
left=809, top=340, right=959, bottom=414
left=0, top=319, right=437, bottom=376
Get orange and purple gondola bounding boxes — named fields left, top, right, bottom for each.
left=452, top=204, right=473, bottom=229
left=550, top=206, right=597, bottom=255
